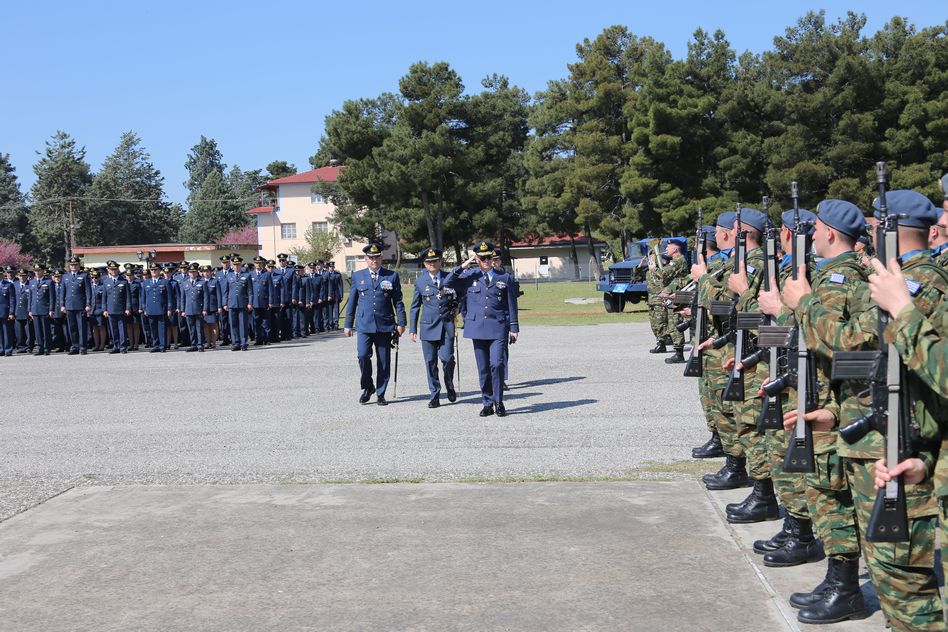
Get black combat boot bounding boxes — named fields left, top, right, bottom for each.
left=763, top=516, right=823, bottom=567
left=797, top=558, right=868, bottom=624
left=664, top=348, right=685, bottom=364
left=648, top=341, right=667, bottom=354
left=725, top=488, right=755, bottom=514
left=789, top=561, right=833, bottom=609
left=692, top=432, right=724, bottom=459
left=752, top=515, right=792, bottom=554
left=701, top=462, right=727, bottom=484
left=704, top=455, right=751, bottom=490
left=726, top=478, right=780, bottom=523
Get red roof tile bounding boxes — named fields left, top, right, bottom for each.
left=508, top=233, right=606, bottom=248
left=246, top=206, right=274, bottom=215
left=258, top=166, right=341, bottom=190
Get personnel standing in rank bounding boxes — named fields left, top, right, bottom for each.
left=102, top=261, right=132, bottom=354
left=28, top=263, right=55, bottom=355
left=409, top=247, right=457, bottom=408
left=343, top=243, right=406, bottom=406
left=180, top=263, right=210, bottom=352
left=0, top=266, right=15, bottom=356
left=443, top=241, right=520, bottom=417
left=141, top=263, right=171, bottom=352
left=223, top=255, right=252, bottom=351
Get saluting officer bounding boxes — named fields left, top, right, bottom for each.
left=490, top=247, right=519, bottom=390
left=102, top=261, right=131, bottom=353
left=180, top=263, right=209, bottom=351
left=28, top=263, right=55, bottom=355
left=249, top=256, right=274, bottom=345
left=343, top=243, right=406, bottom=406
left=223, top=255, right=252, bottom=351
left=141, top=263, right=171, bottom=352
left=1, top=266, right=17, bottom=356
left=443, top=241, right=520, bottom=417
left=409, top=247, right=457, bottom=407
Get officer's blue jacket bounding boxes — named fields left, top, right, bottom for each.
left=29, top=275, right=55, bottom=315
left=127, top=278, right=141, bottom=313
left=344, top=267, right=406, bottom=333
left=274, top=265, right=295, bottom=304
left=59, top=270, right=91, bottom=310
left=13, top=280, right=31, bottom=319
left=331, top=271, right=344, bottom=300
left=0, top=279, right=15, bottom=318
left=249, top=269, right=274, bottom=309
left=309, top=273, right=325, bottom=304
left=141, top=277, right=170, bottom=316
left=180, top=277, right=209, bottom=315
left=443, top=266, right=519, bottom=340
left=205, top=277, right=222, bottom=313
left=409, top=270, right=456, bottom=342
left=90, top=281, right=105, bottom=316
left=223, top=270, right=252, bottom=309
left=165, top=278, right=179, bottom=312
left=103, top=275, right=132, bottom=313
left=293, top=273, right=309, bottom=304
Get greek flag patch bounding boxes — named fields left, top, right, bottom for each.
left=746, top=264, right=757, bottom=275
left=905, top=278, right=922, bottom=296
left=829, top=273, right=845, bottom=284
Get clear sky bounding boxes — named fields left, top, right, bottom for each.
left=3, top=0, right=943, bottom=205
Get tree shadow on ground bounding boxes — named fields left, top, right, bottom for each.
left=506, top=398, right=597, bottom=415
left=511, top=376, right=586, bottom=389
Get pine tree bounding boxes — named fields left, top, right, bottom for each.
left=0, top=153, right=30, bottom=247
left=183, top=136, right=226, bottom=206
left=179, top=171, right=248, bottom=243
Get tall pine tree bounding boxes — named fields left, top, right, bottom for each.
left=0, top=153, right=30, bottom=248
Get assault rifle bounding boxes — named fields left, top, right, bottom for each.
left=715, top=203, right=748, bottom=402
left=832, top=162, right=909, bottom=542
left=680, top=208, right=706, bottom=377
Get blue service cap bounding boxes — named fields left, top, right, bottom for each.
left=738, top=208, right=766, bottom=232
left=873, top=190, right=940, bottom=229
left=817, top=199, right=865, bottom=238
left=780, top=209, right=818, bottom=235
left=715, top=211, right=736, bottom=229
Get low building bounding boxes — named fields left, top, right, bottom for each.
left=508, top=234, right=606, bottom=281
left=251, top=167, right=396, bottom=274
left=72, top=243, right=260, bottom=270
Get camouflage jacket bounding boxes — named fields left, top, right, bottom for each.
left=933, top=243, right=948, bottom=269
left=659, top=253, right=690, bottom=294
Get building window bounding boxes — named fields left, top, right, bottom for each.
left=281, top=223, right=297, bottom=239
left=312, top=221, right=329, bottom=233
left=345, top=255, right=360, bottom=274
left=311, top=192, right=324, bottom=204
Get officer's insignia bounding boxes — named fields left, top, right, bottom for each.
left=359, top=279, right=365, bottom=285
left=905, top=278, right=922, bottom=296
left=380, top=280, right=393, bottom=290
left=425, top=296, right=430, bottom=302
left=496, top=281, right=506, bottom=289
left=473, top=282, right=478, bottom=287
left=829, top=273, right=845, bottom=284
left=428, top=250, right=435, bottom=257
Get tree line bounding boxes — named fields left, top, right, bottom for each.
left=2, top=11, right=946, bottom=271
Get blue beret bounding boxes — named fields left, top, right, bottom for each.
left=940, top=173, right=948, bottom=200
left=666, top=238, right=687, bottom=250
left=780, top=209, right=818, bottom=235
left=817, top=199, right=865, bottom=238
left=738, top=208, right=766, bottom=232
left=873, top=190, right=939, bottom=229
left=715, top=211, right=736, bottom=229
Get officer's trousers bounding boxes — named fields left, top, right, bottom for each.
left=313, top=303, right=324, bottom=332
left=269, top=308, right=283, bottom=341
left=64, top=310, right=87, bottom=351
left=229, top=309, right=249, bottom=348
left=253, top=308, right=269, bottom=343
left=329, top=300, right=339, bottom=329
left=323, top=302, right=333, bottom=330
left=107, top=314, right=127, bottom=350
left=146, top=315, right=167, bottom=350
left=472, top=338, right=505, bottom=407
left=280, top=306, right=293, bottom=340
left=357, top=331, right=393, bottom=396
left=1, top=317, right=15, bottom=353
left=32, top=315, right=51, bottom=353
left=186, top=315, right=205, bottom=348
left=421, top=336, right=455, bottom=398
left=292, top=305, right=307, bottom=336
left=15, top=318, right=32, bottom=350
left=51, top=316, right=68, bottom=350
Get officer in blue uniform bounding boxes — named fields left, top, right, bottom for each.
left=328, top=261, right=343, bottom=330
left=180, top=263, right=209, bottom=351
left=311, top=261, right=326, bottom=332
left=28, top=263, right=55, bottom=355
left=274, top=253, right=296, bottom=341
left=88, top=269, right=106, bottom=351
left=321, top=262, right=333, bottom=330
left=344, top=243, right=406, bottom=405
left=141, top=263, right=170, bottom=352
left=223, top=255, right=252, bottom=351
left=409, top=247, right=458, bottom=407
left=49, top=269, right=69, bottom=352
left=292, top=264, right=309, bottom=337
left=249, top=256, right=274, bottom=345
left=201, top=265, right=223, bottom=348
left=60, top=256, right=92, bottom=354
left=14, top=268, right=33, bottom=353
left=490, top=247, right=521, bottom=391
left=443, top=241, right=520, bottom=417
left=123, top=265, right=142, bottom=350
left=216, top=255, right=233, bottom=345
left=1, top=266, right=17, bottom=356
left=102, top=261, right=131, bottom=353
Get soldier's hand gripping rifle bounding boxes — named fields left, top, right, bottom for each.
left=764, top=181, right=816, bottom=473
left=832, top=162, right=910, bottom=542
left=679, top=207, right=707, bottom=377
left=716, top=203, right=748, bottom=402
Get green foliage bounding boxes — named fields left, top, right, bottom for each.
left=266, top=160, right=296, bottom=180
left=289, top=224, right=343, bottom=264
left=183, top=135, right=226, bottom=206
left=179, top=171, right=249, bottom=243
left=0, top=153, right=30, bottom=248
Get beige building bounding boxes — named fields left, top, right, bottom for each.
left=73, top=243, right=260, bottom=271
left=508, top=234, right=606, bottom=281
left=251, top=167, right=394, bottom=274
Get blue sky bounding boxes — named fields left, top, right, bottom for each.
left=3, top=0, right=942, bottom=205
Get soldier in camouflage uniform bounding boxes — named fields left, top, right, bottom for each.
left=657, top=238, right=690, bottom=363
left=646, top=251, right=671, bottom=353
left=788, top=193, right=945, bottom=630
left=930, top=173, right=947, bottom=268
left=693, top=211, right=750, bottom=491
left=754, top=209, right=822, bottom=567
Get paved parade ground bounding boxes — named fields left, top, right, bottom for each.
left=0, top=323, right=884, bottom=630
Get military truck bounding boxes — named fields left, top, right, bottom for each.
left=596, top=237, right=689, bottom=313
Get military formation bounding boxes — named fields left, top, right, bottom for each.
left=648, top=167, right=948, bottom=629
left=0, top=253, right=345, bottom=355
left=344, top=241, right=520, bottom=415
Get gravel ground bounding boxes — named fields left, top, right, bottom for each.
left=0, top=323, right=706, bottom=521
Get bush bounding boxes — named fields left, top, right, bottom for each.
left=0, top=240, right=32, bottom=269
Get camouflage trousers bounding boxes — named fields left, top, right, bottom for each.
left=803, top=436, right=859, bottom=559
left=648, top=303, right=667, bottom=343
left=846, top=458, right=942, bottom=632
left=764, top=428, right=808, bottom=519
left=703, top=347, right=740, bottom=457
left=735, top=368, right=769, bottom=481
left=666, top=307, right=684, bottom=348
left=939, top=498, right=948, bottom=619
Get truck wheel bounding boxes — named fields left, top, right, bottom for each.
left=604, top=294, right=619, bottom=313
left=618, top=298, right=627, bottom=312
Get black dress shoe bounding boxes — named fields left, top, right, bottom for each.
left=120, top=349, right=126, bottom=354
left=150, top=348, right=160, bottom=353
left=68, top=349, right=79, bottom=355
left=502, top=382, right=510, bottom=391
left=446, top=388, right=457, bottom=403
left=232, top=346, right=240, bottom=351
left=495, top=405, right=507, bottom=417
left=359, top=388, right=376, bottom=404
left=428, top=398, right=440, bottom=408
left=80, top=350, right=87, bottom=355
left=186, top=347, right=198, bottom=352
left=479, top=405, right=495, bottom=417
left=109, top=349, right=120, bottom=354
left=377, top=396, right=388, bottom=406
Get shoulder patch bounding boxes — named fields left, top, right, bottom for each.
left=746, top=264, right=757, bottom=276
left=829, top=273, right=845, bottom=284
left=905, top=278, right=922, bottom=297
